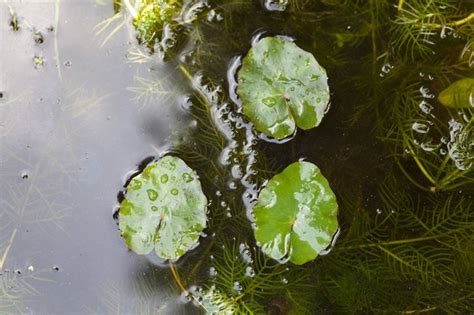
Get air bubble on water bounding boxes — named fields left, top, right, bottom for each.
left=379, top=63, right=393, bottom=77
left=420, top=142, right=439, bottom=152
left=412, top=122, right=430, bottom=134
left=206, top=9, right=223, bottom=23
left=239, top=243, right=253, bottom=263
left=233, top=281, right=243, bottom=293
left=21, top=170, right=29, bottom=179
left=419, top=100, right=433, bottom=114
left=419, top=86, right=435, bottom=99
left=209, top=267, right=217, bottom=277
left=263, top=0, right=288, bottom=12
left=245, top=266, right=255, bottom=278
left=376, top=208, right=382, bottom=215
left=228, top=181, right=237, bottom=190
left=64, top=60, right=72, bottom=67
left=231, top=164, right=243, bottom=179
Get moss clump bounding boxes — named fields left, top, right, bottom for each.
left=133, top=0, right=182, bottom=52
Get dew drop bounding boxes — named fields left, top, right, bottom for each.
left=182, top=173, right=193, bottom=182
left=151, top=205, right=158, bottom=212
left=171, top=188, right=179, bottom=195
left=130, top=179, right=142, bottom=190
left=262, top=97, right=277, bottom=107
left=147, top=189, right=158, bottom=201
left=160, top=174, right=169, bottom=184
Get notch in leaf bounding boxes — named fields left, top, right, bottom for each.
left=252, top=161, right=339, bottom=265
left=237, top=37, right=330, bottom=140
left=119, top=156, right=208, bottom=260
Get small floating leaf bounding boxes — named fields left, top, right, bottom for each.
left=119, top=156, right=207, bottom=260
left=253, top=161, right=338, bottom=265
left=237, top=37, right=330, bottom=139
left=438, top=78, right=474, bottom=108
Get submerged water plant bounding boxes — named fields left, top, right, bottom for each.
left=109, top=0, right=473, bottom=313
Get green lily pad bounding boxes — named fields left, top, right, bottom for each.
left=253, top=161, right=338, bottom=265
left=237, top=37, right=330, bottom=139
left=119, top=156, right=207, bottom=260
left=438, top=78, right=474, bottom=108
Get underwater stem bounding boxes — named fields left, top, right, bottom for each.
left=54, top=0, right=62, bottom=81
left=169, top=261, right=188, bottom=294
left=416, top=12, right=474, bottom=29
left=405, top=141, right=437, bottom=186
left=179, top=64, right=194, bottom=82
left=189, top=239, right=215, bottom=278
left=341, top=234, right=447, bottom=250
left=0, top=228, right=17, bottom=270
left=397, top=0, right=404, bottom=11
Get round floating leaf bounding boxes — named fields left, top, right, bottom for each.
left=119, top=156, right=207, bottom=260
left=237, top=37, right=330, bottom=139
left=253, top=161, right=338, bottom=265
left=438, top=77, right=474, bottom=108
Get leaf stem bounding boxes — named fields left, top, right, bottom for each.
left=0, top=228, right=17, bottom=270
left=169, top=261, right=188, bottom=294
left=397, top=0, right=404, bottom=11
left=416, top=12, right=474, bottom=29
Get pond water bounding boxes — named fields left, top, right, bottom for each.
left=0, top=0, right=472, bottom=314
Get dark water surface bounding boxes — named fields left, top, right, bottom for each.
left=1, top=0, right=473, bottom=314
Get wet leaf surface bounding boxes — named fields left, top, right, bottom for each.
left=438, top=77, right=474, bottom=108
left=237, top=37, right=330, bottom=139
left=253, top=161, right=338, bottom=265
left=119, top=156, right=207, bottom=260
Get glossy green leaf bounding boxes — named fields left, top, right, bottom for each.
left=438, top=78, right=474, bottom=108
left=253, top=161, right=338, bottom=265
left=237, top=37, right=330, bottom=139
left=119, top=156, right=207, bottom=260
